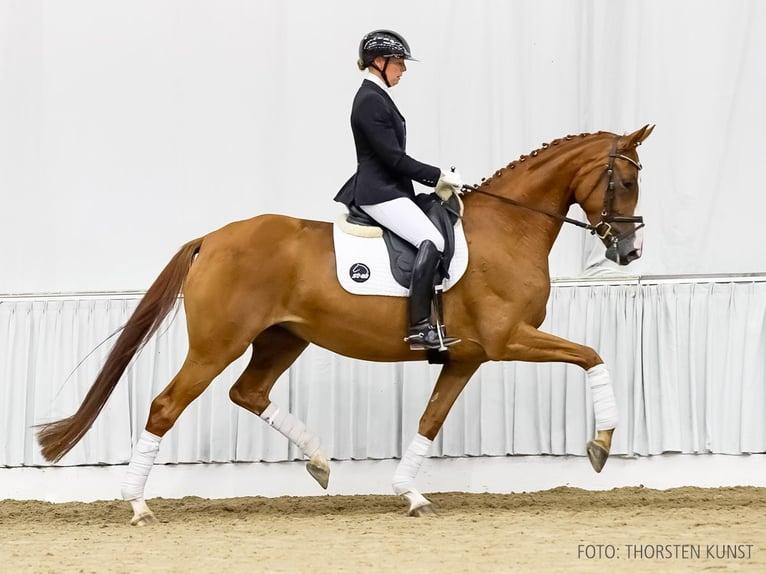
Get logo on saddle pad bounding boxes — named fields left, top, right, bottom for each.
left=349, top=263, right=371, bottom=283
left=333, top=221, right=469, bottom=297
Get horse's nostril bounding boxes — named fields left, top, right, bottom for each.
left=609, top=246, right=642, bottom=266
left=625, top=250, right=641, bottom=264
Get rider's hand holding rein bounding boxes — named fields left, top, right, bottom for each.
left=436, top=168, right=465, bottom=200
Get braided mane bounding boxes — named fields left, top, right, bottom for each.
left=476, top=131, right=610, bottom=190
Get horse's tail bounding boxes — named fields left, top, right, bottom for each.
left=37, top=237, right=205, bottom=462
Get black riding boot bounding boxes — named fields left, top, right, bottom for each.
left=404, top=240, right=460, bottom=350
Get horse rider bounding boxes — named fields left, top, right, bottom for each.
left=334, top=29, right=463, bottom=351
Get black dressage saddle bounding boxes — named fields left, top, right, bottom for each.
left=344, top=193, right=462, bottom=288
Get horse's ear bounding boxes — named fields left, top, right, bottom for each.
left=624, top=124, right=655, bottom=149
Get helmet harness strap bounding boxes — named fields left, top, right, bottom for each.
left=370, top=58, right=392, bottom=88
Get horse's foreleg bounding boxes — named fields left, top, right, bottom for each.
left=395, top=361, right=480, bottom=516
left=584, top=364, right=618, bottom=472
left=228, top=327, right=330, bottom=488
left=507, top=324, right=618, bottom=472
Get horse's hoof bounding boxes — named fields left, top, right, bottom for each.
left=306, top=453, right=330, bottom=489
left=586, top=439, right=610, bottom=473
left=130, top=511, right=157, bottom=527
left=408, top=502, right=438, bottom=517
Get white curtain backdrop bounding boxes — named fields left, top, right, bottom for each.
left=3, top=278, right=765, bottom=468
left=2, top=0, right=766, bottom=294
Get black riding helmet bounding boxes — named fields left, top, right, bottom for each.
left=357, top=29, right=417, bottom=86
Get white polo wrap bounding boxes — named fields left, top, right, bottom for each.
left=587, top=363, right=619, bottom=430
left=120, top=430, right=161, bottom=501
left=392, top=433, right=432, bottom=495
left=260, top=403, right=321, bottom=457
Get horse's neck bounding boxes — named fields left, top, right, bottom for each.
left=465, top=148, right=586, bottom=253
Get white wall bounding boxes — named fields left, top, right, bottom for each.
left=2, top=0, right=766, bottom=294
left=5, top=455, right=766, bottom=502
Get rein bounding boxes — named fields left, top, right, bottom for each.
left=461, top=139, right=644, bottom=242
left=463, top=185, right=595, bottom=231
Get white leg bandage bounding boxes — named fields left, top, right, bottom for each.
left=587, top=363, right=619, bottom=430
left=120, top=430, right=161, bottom=501
left=392, top=434, right=432, bottom=495
left=260, top=403, right=321, bottom=458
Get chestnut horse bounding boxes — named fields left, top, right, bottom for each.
left=38, top=125, right=654, bottom=525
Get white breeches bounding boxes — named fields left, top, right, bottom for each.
left=360, top=197, right=445, bottom=252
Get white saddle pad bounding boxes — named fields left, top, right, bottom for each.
left=333, top=220, right=469, bottom=297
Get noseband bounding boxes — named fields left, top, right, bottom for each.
left=464, top=137, right=645, bottom=245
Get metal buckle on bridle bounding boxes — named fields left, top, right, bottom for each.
left=593, top=220, right=613, bottom=240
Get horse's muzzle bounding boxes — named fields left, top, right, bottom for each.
left=603, top=222, right=644, bottom=266
left=605, top=237, right=643, bottom=265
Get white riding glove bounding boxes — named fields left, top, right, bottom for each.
left=435, top=168, right=465, bottom=201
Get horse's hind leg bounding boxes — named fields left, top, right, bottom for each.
left=122, top=340, right=251, bottom=526
left=228, top=326, right=329, bottom=488
left=395, top=360, right=480, bottom=516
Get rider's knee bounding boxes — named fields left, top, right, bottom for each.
left=418, top=234, right=444, bottom=253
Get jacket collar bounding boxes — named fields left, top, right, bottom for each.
left=363, top=69, right=389, bottom=92
left=361, top=75, right=405, bottom=121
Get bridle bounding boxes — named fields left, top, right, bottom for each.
left=463, top=137, right=645, bottom=246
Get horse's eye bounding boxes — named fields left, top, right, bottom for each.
left=622, top=179, right=635, bottom=190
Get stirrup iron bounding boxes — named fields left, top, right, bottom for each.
left=404, top=321, right=460, bottom=351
